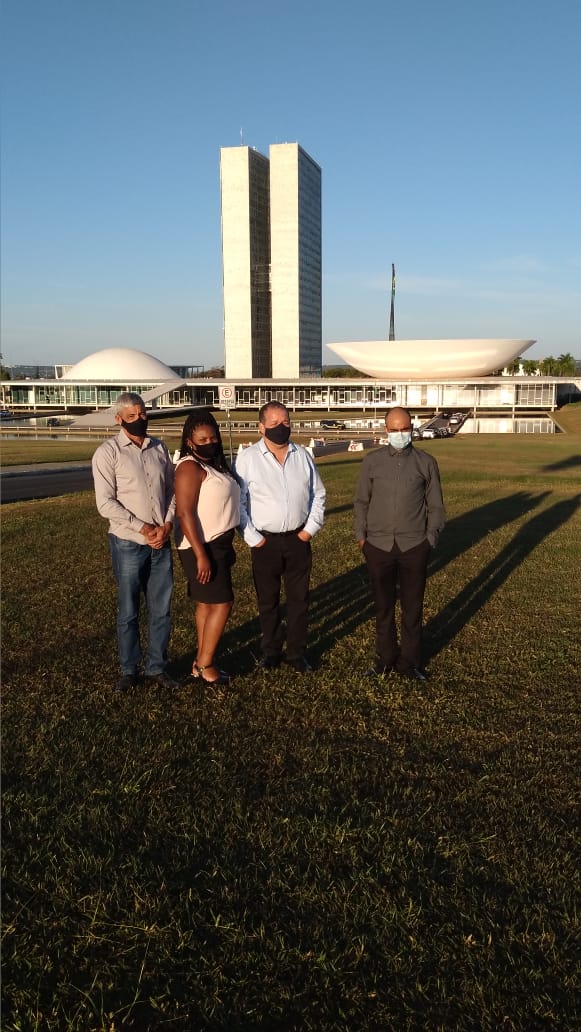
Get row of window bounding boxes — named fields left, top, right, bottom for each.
left=4, top=382, right=557, bottom=412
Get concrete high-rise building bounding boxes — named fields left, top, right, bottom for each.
left=270, top=143, right=321, bottom=378
left=220, top=146, right=271, bottom=378
left=220, top=142, right=321, bottom=379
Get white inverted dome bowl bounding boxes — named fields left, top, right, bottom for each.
left=327, top=339, right=535, bottom=380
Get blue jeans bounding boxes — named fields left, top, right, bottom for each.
left=108, top=535, right=173, bottom=677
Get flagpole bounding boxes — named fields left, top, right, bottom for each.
left=389, top=263, right=396, bottom=341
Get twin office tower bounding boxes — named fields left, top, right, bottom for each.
left=220, top=143, right=322, bottom=379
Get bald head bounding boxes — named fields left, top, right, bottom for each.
left=385, top=407, right=412, bottom=432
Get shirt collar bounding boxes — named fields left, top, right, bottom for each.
left=387, top=443, right=412, bottom=456
left=119, top=427, right=151, bottom=448
left=258, top=437, right=296, bottom=456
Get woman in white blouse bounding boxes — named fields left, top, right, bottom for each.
left=174, top=410, right=240, bottom=684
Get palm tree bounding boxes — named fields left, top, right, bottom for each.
left=557, top=353, right=575, bottom=376
left=539, top=355, right=557, bottom=375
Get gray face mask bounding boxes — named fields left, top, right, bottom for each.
left=387, top=430, right=412, bottom=450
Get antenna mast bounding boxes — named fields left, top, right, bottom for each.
left=388, top=263, right=396, bottom=341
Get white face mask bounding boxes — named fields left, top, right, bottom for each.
left=387, top=430, right=412, bottom=450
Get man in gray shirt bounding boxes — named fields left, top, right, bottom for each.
left=92, top=392, right=177, bottom=693
left=354, top=406, right=445, bottom=681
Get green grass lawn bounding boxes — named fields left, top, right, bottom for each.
left=2, top=427, right=580, bottom=1030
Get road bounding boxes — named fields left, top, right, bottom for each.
left=0, top=463, right=94, bottom=504
left=1, top=440, right=378, bottom=504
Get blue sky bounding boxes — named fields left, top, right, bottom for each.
left=2, top=0, right=580, bottom=369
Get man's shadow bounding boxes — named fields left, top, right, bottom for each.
left=214, top=561, right=374, bottom=674
left=215, top=491, right=557, bottom=672
left=423, top=494, right=581, bottom=663
left=542, top=455, right=581, bottom=472
left=428, top=490, right=551, bottom=578
left=307, top=490, right=555, bottom=663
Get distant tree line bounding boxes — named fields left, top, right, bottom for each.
left=197, top=365, right=371, bottom=379
left=199, top=366, right=225, bottom=378
left=504, top=353, right=577, bottom=376
left=200, top=360, right=578, bottom=380
left=322, top=365, right=372, bottom=378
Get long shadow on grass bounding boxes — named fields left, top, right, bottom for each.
left=215, top=492, right=554, bottom=672
left=423, top=494, right=581, bottom=662
left=2, top=491, right=556, bottom=684
left=542, top=454, right=581, bottom=472
left=310, top=493, right=553, bottom=660
left=211, top=563, right=375, bottom=674
left=428, top=490, right=551, bottom=578
left=306, top=493, right=550, bottom=661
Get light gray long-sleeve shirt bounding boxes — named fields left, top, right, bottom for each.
left=354, top=443, right=445, bottom=552
left=92, top=429, right=175, bottom=544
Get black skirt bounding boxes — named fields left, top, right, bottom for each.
left=178, top=529, right=236, bottom=604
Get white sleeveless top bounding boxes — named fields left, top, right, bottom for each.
left=174, top=456, right=241, bottom=549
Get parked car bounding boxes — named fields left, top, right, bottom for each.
left=320, top=419, right=347, bottom=430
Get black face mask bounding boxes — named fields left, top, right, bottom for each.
left=121, top=416, right=148, bottom=437
left=193, top=442, right=220, bottom=461
left=264, top=424, right=291, bottom=445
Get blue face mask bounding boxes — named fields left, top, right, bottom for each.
left=387, top=430, right=412, bottom=450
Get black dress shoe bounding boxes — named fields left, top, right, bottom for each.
left=115, top=673, right=138, bottom=693
left=401, top=667, right=428, bottom=682
left=145, top=671, right=180, bottom=691
left=364, top=663, right=392, bottom=677
left=286, top=656, right=313, bottom=673
left=259, top=654, right=282, bottom=670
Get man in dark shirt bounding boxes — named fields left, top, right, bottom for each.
left=354, top=407, right=446, bottom=681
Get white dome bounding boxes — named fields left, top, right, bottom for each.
left=327, top=339, right=535, bottom=379
left=62, top=347, right=177, bottom=381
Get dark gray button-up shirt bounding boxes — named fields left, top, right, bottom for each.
left=354, top=443, right=446, bottom=552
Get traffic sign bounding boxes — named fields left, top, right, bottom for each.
left=219, top=384, right=235, bottom=410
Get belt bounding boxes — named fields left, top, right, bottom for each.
left=259, top=524, right=305, bottom=537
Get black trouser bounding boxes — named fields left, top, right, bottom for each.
left=251, top=532, right=312, bottom=660
left=364, top=538, right=431, bottom=673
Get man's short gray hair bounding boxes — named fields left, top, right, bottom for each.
left=113, top=392, right=145, bottom=417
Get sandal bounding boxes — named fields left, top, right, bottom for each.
left=191, top=660, right=231, bottom=681
left=196, top=664, right=231, bottom=685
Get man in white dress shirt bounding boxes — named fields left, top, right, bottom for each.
left=234, top=402, right=326, bottom=672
